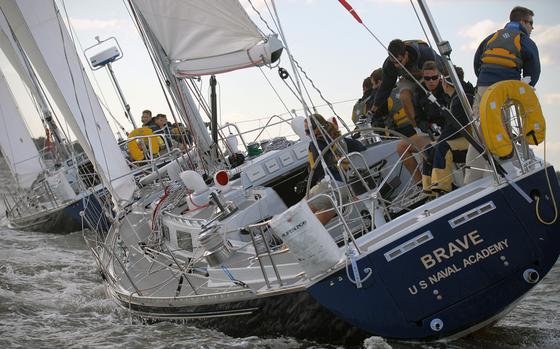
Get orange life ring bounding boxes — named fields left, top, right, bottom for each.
left=480, top=80, right=545, bottom=157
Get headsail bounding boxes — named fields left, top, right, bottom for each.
left=131, top=0, right=283, bottom=77
left=0, top=0, right=136, bottom=204
left=0, top=68, right=44, bottom=189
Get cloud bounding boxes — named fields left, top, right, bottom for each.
left=533, top=24, right=560, bottom=66
left=458, top=19, right=500, bottom=51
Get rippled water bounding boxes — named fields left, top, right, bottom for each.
left=1, top=160, right=559, bottom=349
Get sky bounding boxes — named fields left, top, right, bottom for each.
left=7, top=0, right=560, bottom=167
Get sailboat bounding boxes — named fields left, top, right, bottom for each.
left=0, top=65, right=83, bottom=233
left=90, top=0, right=557, bottom=343
left=7, top=0, right=558, bottom=344
left=0, top=0, right=136, bottom=234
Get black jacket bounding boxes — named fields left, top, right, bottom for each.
left=440, top=92, right=474, bottom=141
left=374, top=41, right=444, bottom=108
left=414, top=82, right=449, bottom=132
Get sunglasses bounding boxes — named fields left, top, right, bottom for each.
left=423, top=75, right=440, bottom=81
left=523, top=19, right=534, bottom=26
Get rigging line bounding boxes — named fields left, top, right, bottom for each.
left=289, top=55, right=351, bottom=132
left=338, top=0, right=431, bottom=98
left=124, top=0, right=180, bottom=128
left=0, top=6, right=71, bottom=145
left=175, top=79, right=208, bottom=173
left=409, top=0, right=433, bottom=49
left=246, top=0, right=276, bottom=35
left=126, top=1, right=193, bottom=161
left=103, top=67, right=132, bottom=134
left=96, top=93, right=129, bottom=135
left=263, top=0, right=281, bottom=34
left=264, top=0, right=350, bottom=132
left=270, top=0, right=309, bottom=116
left=257, top=66, right=292, bottom=116
left=286, top=59, right=317, bottom=112
left=61, top=3, right=132, bottom=133
left=279, top=77, right=311, bottom=114
left=56, top=0, right=113, bottom=182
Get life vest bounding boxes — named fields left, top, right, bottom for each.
left=127, top=127, right=160, bottom=161
left=387, top=88, right=411, bottom=127
left=480, top=80, right=545, bottom=158
left=481, top=28, right=523, bottom=70
left=352, top=96, right=371, bottom=124
left=308, top=138, right=349, bottom=174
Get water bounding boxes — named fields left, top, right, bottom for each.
left=1, top=160, right=559, bottom=348
left=1, top=230, right=559, bottom=349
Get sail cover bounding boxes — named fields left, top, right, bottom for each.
left=131, top=0, right=283, bottom=77
left=0, top=68, right=44, bottom=189
left=0, top=0, right=136, bottom=203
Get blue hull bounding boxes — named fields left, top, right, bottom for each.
left=9, top=190, right=109, bottom=234
left=308, top=167, right=560, bottom=340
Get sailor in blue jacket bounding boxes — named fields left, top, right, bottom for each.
left=465, top=6, right=540, bottom=184
left=473, top=7, right=540, bottom=88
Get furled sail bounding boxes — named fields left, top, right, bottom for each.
left=0, top=0, right=136, bottom=203
left=131, top=0, right=283, bottom=77
left=0, top=68, right=44, bottom=189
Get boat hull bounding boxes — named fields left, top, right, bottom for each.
left=109, top=286, right=368, bottom=345
left=8, top=191, right=107, bottom=234
left=307, top=166, right=560, bottom=340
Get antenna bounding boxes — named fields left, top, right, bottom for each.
left=84, top=36, right=137, bottom=129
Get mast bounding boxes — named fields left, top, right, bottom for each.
left=210, top=75, right=218, bottom=145
left=128, top=0, right=285, bottom=174
left=0, top=10, right=70, bottom=160
left=416, top=0, right=501, bottom=180
left=127, top=0, right=224, bottom=172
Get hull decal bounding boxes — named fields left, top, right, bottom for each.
left=384, top=231, right=433, bottom=262
left=449, top=201, right=495, bottom=228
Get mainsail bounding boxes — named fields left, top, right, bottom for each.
left=131, top=0, right=283, bottom=77
left=0, top=67, right=44, bottom=189
left=0, top=0, right=136, bottom=204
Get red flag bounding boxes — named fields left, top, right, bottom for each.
left=338, top=0, right=363, bottom=24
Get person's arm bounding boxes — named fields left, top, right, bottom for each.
left=473, top=36, right=490, bottom=77
left=521, top=36, right=541, bottom=86
left=373, top=59, right=397, bottom=109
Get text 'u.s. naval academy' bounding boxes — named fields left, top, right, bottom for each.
left=407, top=230, right=510, bottom=295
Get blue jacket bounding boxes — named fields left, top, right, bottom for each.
left=474, top=22, right=540, bottom=87
left=373, top=41, right=444, bottom=108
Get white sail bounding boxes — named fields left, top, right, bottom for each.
left=131, top=0, right=283, bottom=77
left=0, top=68, right=44, bottom=189
left=0, top=14, right=36, bottom=95
left=0, top=0, right=136, bottom=204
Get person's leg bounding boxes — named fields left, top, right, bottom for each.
left=400, top=134, right=431, bottom=183
left=432, top=137, right=470, bottom=193
left=307, top=181, right=339, bottom=225
left=421, top=142, right=436, bottom=193
left=314, top=207, right=337, bottom=225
